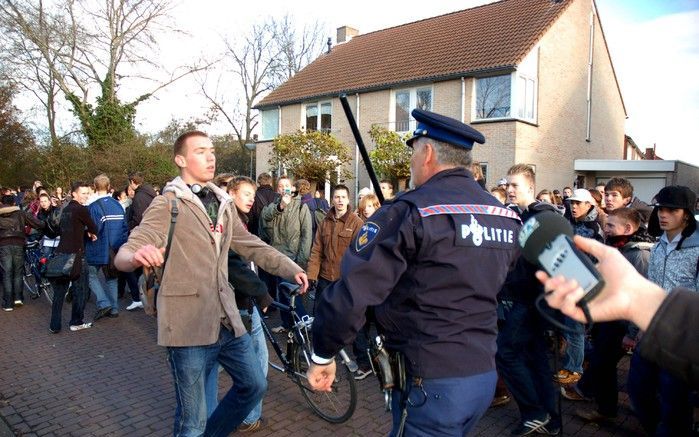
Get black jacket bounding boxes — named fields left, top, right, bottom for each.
left=0, top=206, right=44, bottom=247
left=499, top=201, right=561, bottom=304
left=313, top=168, right=520, bottom=378
left=229, top=209, right=272, bottom=312
left=129, top=184, right=157, bottom=230
left=55, top=201, right=97, bottom=254
left=629, top=196, right=653, bottom=226
left=640, top=288, right=699, bottom=387
left=250, top=185, right=276, bottom=238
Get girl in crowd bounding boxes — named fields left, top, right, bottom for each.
left=37, top=193, right=59, bottom=258
left=536, top=189, right=553, bottom=203
left=357, top=193, right=380, bottom=221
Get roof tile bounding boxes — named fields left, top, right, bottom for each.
left=257, top=0, right=571, bottom=108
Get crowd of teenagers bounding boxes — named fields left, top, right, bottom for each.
left=1, top=160, right=697, bottom=435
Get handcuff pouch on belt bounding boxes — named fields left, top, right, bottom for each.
left=369, top=335, right=406, bottom=411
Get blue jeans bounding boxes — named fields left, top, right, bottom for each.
left=49, top=255, right=89, bottom=331
left=496, top=301, right=559, bottom=424
left=88, top=264, right=118, bottom=314
left=561, top=316, right=584, bottom=373
left=0, top=245, right=24, bottom=308
left=167, top=327, right=266, bottom=437
left=390, top=371, right=496, bottom=436
left=627, top=351, right=692, bottom=436
left=204, top=308, right=268, bottom=424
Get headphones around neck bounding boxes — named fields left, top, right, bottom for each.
left=189, top=184, right=210, bottom=198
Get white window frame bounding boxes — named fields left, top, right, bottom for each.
left=473, top=74, right=513, bottom=121
left=260, top=108, right=280, bottom=141
left=513, top=47, right=539, bottom=123
left=391, top=85, right=433, bottom=133
left=303, top=100, right=332, bottom=133
left=472, top=47, right=538, bottom=123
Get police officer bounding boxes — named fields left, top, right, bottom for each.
left=307, top=109, right=521, bottom=436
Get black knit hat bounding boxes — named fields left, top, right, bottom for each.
left=648, top=185, right=697, bottom=238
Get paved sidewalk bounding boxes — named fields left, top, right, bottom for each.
left=0, top=294, right=647, bottom=436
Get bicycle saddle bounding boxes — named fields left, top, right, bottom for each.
left=278, top=282, right=301, bottom=296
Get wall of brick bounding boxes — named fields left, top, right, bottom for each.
left=433, top=81, right=463, bottom=121
left=514, top=0, right=624, bottom=192
left=468, top=120, right=517, bottom=187
left=675, top=162, right=699, bottom=191
left=255, top=0, right=625, bottom=197
left=588, top=5, right=626, bottom=161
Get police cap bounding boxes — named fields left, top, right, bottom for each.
left=406, top=108, right=485, bottom=149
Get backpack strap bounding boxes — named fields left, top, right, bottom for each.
left=157, top=196, right=179, bottom=283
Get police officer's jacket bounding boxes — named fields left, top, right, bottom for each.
left=312, top=168, right=520, bottom=379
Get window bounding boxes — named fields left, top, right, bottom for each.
left=394, top=86, right=432, bottom=132
left=516, top=75, right=536, bottom=121
left=305, top=101, right=332, bottom=132
left=260, top=108, right=279, bottom=140
left=475, top=75, right=511, bottom=119
left=480, top=162, right=488, bottom=187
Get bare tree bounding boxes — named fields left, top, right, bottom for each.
left=200, top=15, right=325, bottom=145
left=475, top=75, right=511, bottom=119
left=273, top=15, right=325, bottom=84
left=0, top=0, right=71, bottom=145
left=0, top=0, right=208, bottom=148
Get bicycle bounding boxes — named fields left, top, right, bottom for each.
left=256, top=282, right=357, bottom=423
left=23, top=241, right=54, bottom=303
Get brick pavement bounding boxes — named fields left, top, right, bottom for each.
left=0, top=294, right=647, bottom=436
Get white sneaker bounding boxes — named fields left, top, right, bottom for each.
left=70, top=323, right=93, bottom=332
left=126, top=301, right=144, bottom=311
left=14, top=300, right=23, bottom=306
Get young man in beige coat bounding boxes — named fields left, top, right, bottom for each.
left=115, top=131, right=308, bottom=437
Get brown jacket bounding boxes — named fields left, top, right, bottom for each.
left=306, top=208, right=363, bottom=282
left=122, top=177, right=301, bottom=347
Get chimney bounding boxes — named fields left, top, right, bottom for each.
left=644, top=147, right=655, bottom=160
left=336, top=26, right=359, bottom=44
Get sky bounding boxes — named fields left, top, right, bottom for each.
left=17, top=0, right=699, bottom=166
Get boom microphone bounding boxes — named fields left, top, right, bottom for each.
left=518, top=211, right=604, bottom=305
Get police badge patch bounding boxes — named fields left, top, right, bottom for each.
left=356, top=222, right=380, bottom=252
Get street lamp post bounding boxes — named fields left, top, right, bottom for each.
left=244, top=142, right=256, bottom=178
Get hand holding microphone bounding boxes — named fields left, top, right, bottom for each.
left=535, top=235, right=665, bottom=331
left=518, top=211, right=604, bottom=307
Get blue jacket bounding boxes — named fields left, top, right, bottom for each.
left=85, top=195, right=128, bottom=265
left=648, top=228, right=699, bottom=292
left=312, top=168, right=520, bottom=378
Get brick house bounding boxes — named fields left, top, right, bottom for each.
left=254, top=0, right=626, bottom=195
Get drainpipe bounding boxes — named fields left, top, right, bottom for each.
left=586, top=6, right=595, bottom=142
left=461, top=77, right=466, bottom=123
left=277, top=105, right=283, bottom=176
left=355, top=93, right=361, bottom=197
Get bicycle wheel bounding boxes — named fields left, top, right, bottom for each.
left=292, top=343, right=357, bottom=423
left=23, top=274, right=41, bottom=299
left=40, top=279, right=54, bottom=304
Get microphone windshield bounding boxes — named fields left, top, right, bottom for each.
left=518, top=211, right=573, bottom=264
